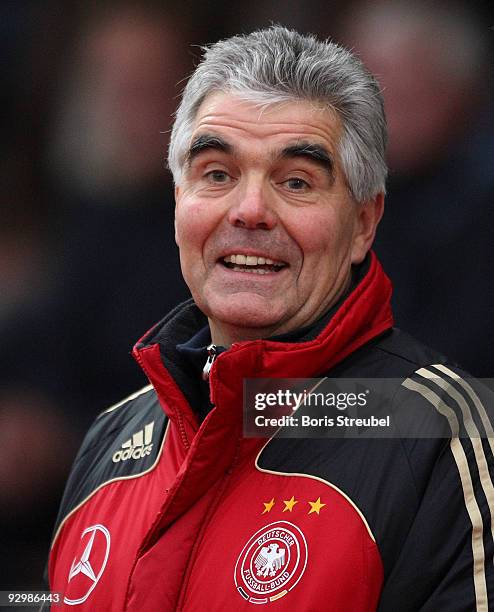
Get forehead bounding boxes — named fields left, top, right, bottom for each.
left=190, top=92, right=342, bottom=154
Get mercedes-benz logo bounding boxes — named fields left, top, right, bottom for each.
left=64, top=524, right=111, bottom=606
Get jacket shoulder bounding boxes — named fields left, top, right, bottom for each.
left=81, top=384, right=161, bottom=454
left=331, top=328, right=455, bottom=379
left=52, top=385, right=168, bottom=537
left=375, top=328, right=453, bottom=369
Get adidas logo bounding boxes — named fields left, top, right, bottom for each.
left=112, top=421, right=154, bottom=463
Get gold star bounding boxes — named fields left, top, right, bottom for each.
left=262, top=498, right=275, bottom=514
left=282, top=496, right=298, bottom=512
left=308, top=497, right=326, bottom=515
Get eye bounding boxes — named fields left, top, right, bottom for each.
left=284, top=177, right=310, bottom=191
left=205, top=169, right=231, bottom=184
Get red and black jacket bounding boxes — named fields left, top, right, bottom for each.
left=48, top=254, right=494, bottom=611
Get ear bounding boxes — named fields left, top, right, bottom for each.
left=350, top=193, right=384, bottom=264
left=174, top=184, right=181, bottom=245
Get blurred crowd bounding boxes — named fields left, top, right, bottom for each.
left=1, top=0, right=493, bottom=593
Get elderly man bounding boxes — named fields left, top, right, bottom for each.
left=47, top=27, right=494, bottom=610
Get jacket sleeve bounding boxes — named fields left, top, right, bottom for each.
left=378, top=364, right=494, bottom=611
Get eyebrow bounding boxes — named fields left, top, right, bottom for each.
left=280, top=142, right=334, bottom=180
left=185, top=135, right=334, bottom=181
left=185, top=134, right=232, bottom=166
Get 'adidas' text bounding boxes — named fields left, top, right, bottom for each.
left=112, top=421, right=154, bottom=463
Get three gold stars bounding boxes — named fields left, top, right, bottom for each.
left=261, top=496, right=326, bottom=515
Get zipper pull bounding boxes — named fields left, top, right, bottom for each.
left=202, top=343, right=218, bottom=381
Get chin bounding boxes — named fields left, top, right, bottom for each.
left=205, top=297, right=289, bottom=334
left=218, top=307, right=282, bottom=329
left=220, top=314, right=280, bottom=331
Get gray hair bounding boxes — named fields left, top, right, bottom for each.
left=168, top=26, right=387, bottom=203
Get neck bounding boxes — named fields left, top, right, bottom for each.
left=208, top=321, right=272, bottom=348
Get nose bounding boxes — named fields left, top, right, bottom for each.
left=227, top=180, right=277, bottom=230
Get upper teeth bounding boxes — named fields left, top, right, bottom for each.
left=223, top=254, right=284, bottom=266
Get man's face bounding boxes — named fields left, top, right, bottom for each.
left=175, top=92, right=379, bottom=345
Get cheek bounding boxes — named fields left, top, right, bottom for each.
left=295, top=212, right=355, bottom=268
left=295, top=218, right=338, bottom=259
left=175, top=197, right=208, bottom=253
left=175, top=206, right=206, bottom=292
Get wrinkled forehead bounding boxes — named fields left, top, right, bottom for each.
left=191, top=90, right=342, bottom=134
left=186, top=91, right=344, bottom=165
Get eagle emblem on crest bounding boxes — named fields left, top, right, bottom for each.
left=255, top=543, right=286, bottom=577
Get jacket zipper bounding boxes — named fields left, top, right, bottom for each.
left=202, top=344, right=218, bottom=381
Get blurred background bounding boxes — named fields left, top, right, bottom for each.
left=1, top=0, right=493, bottom=595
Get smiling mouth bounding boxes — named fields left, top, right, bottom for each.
left=221, top=254, right=288, bottom=275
